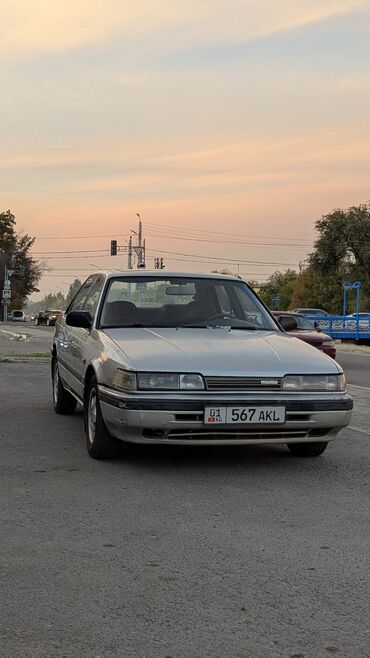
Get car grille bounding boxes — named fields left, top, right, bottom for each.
left=205, top=376, right=282, bottom=391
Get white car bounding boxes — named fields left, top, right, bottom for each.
left=52, top=272, right=352, bottom=460
left=11, top=310, right=26, bottom=322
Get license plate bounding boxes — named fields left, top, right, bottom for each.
left=204, top=406, right=286, bottom=425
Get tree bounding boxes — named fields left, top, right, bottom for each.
left=258, top=269, right=298, bottom=310
left=66, top=279, right=82, bottom=306
left=306, top=203, right=370, bottom=312
left=0, top=210, right=43, bottom=312
left=289, top=266, right=325, bottom=310
left=211, top=269, right=234, bottom=276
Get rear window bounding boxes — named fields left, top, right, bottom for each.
left=12, top=311, right=23, bottom=318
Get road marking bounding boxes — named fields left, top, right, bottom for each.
left=348, top=425, right=370, bottom=435
left=348, top=384, right=370, bottom=392
left=0, top=329, right=28, bottom=341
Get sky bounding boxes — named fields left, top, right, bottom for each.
left=1, top=0, right=370, bottom=298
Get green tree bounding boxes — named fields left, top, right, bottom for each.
left=65, top=278, right=82, bottom=306
left=258, top=269, right=298, bottom=310
left=0, top=210, right=43, bottom=312
left=290, top=267, right=326, bottom=310
left=308, top=203, right=370, bottom=311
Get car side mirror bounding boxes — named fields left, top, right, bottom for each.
left=66, top=310, right=92, bottom=329
left=279, top=316, right=298, bottom=332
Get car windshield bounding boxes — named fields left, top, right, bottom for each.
left=294, top=316, right=317, bottom=330
left=100, top=276, right=278, bottom=330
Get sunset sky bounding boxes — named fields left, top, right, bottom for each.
left=2, top=0, right=370, bottom=298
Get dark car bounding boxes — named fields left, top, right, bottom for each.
left=34, top=309, right=63, bottom=327
left=273, top=312, right=336, bottom=359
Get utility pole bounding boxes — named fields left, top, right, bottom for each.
left=1, top=262, right=23, bottom=321
left=1, top=262, right=10, bottom=321
left=135, top=212, right=145, bottom=268
left=109, top=213, right=146, bottom=270
left=128, top=235, right=133, bottom=270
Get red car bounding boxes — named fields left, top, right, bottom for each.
left=273, top=312, right=336, bottom=359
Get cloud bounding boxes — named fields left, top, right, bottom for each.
left=1, top=0, right=367, bottom=60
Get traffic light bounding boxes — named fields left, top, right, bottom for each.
left=110, top=240, right=117, bottom=256
left=160, top=258, right=165, bottom=269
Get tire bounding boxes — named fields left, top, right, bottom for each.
left=52, top=359, right=77, bottom=414
left=287, top=441, right=329, bottom=457
left=85, top=376, right=121, bottom=459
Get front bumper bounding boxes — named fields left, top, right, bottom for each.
left=98, top=385, right=353, bottom=445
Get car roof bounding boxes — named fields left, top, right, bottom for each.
left=293, top=307, right=325, bottom=311
left=98, top=270, right=241, bottom=281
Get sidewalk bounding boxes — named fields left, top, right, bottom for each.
left=336, top=342, right=370, bottom=356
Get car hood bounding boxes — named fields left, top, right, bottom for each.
left=288, top=330, right=331, bottom=343
left=103, top=328, right=339, bottom=376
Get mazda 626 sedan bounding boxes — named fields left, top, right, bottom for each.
left=52, top=271, right=353, bottom=459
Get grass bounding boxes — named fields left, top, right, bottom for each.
left=0, top=351, right=50, bottom=361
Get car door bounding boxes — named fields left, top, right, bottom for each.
left=64, top=275, right=105, bottom=398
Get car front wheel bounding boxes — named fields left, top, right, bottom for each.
left=53, top=359, right=77, bottom=414
left=85, top=377, right=121, bottom=459
left=287, top=441, right=329, bottom=457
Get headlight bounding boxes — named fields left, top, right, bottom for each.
left=112, top=369, right=137, bottom=391
left=283, top=373, right=345, bottom=392
left=137, top=372, right=204, bottom=390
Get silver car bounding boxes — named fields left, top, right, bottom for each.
left=52, top=272, right=352, bottom=459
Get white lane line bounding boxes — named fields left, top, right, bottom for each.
left=348, top=384, right=370, bottom=392
left=348, top=426, right=370, bottom=435
left=0, top=329, right=28, bottom=341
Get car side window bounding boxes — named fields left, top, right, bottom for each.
left=69, top=277, right=98, bottom=312
left=82, top=277, right=105, bottom=319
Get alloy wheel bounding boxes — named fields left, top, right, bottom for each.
left=87, top=389, right=97, bottom=446
left=53, top=364, right=59, bottom=405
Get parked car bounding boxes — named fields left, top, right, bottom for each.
left=35, top=309, right=63, bottom=326
left=347, top=312, right=370, bottom=330
left=273, top=312, right=336, bottom=359
left=52, top=272, right=352, bottom=460
left=11, top=310, right=27, bottom=322
left=291, top=307, right=330, bottom=317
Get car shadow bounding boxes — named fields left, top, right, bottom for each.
left=70, top=408, right=329, bottom=473
left=116, top=441, right=328, bottom=472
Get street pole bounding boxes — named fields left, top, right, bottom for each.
left=128, top=236, right=133, bottom=270
left=2, top=263, right=13, bottom=322
left=2, top=263, right=7, bottom=322
left=135, top=212, right=145, bottom=268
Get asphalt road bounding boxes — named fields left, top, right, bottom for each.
left=0, top=322, right=53, bottom=355
left=0, top=362, right=369, bottom=658
left=336, top=350, right=370, bottom=388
